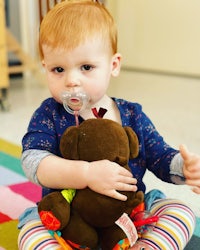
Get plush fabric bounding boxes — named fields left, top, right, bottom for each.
left=38, top=118, right=144, bottom=249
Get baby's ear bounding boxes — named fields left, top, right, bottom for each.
left=60, top=126, right=79, bottom=160
left=124, top=127, right=139, bottom=159
left=41, top=60, right=45, bottom=67
left=111, top=53, right=121, bottom=77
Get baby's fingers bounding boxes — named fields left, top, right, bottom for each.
left=192, top=186, right=200, bottom=195
left=119, top=167, right=134, bottom=177
left=185, top=171, right=200, bottom=181
left=185, top=178, right=200, bottom=194
left=179, top=144, right=191, bottom=162
left=115, top=191, right=128, bottom=201
left=107, top=190, right=129, bottom=201
left=116, top=181, right=138, bottom=192
left=111, top=179, right=138, bottom=201
left=118, top=174, right=137, bottom=184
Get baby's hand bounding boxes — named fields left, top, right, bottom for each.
left=180, top=144, right=200, bottom=194
left=86, top=160, right=138, bottom=201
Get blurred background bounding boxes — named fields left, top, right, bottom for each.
left=0, top=0, right=200, bottom=215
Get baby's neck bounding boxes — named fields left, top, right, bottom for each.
left=80, top=95, right=122, bottom=124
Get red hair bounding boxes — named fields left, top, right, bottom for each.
left=39, top=0, right=117, bottom=59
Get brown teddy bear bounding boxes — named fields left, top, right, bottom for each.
left=38, top=117, right=144, bottom=250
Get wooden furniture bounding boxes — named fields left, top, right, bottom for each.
left=38, top=0, right=104, bottom=23
left=6, top=29, right=39, bottom=75
left=0, top=0, right=9, bottom=109
left=0, top=0, right=42, bottom=110
left=38, top=0, right=65, bottom=23
left=0, top=0, right=65, bottom=110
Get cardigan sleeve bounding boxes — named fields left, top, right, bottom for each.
left=140, top=110, right=179, bottom=182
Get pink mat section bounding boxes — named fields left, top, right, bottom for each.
left=9, top=181, right=42, bottom=203
left=0, top=182, right=42, bottom=222
left=0, top=186, right=36, bottom=219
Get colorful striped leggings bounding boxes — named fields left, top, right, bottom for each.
left=137, top=199, right=195, bottom=249
left=18, top=199, right=195, bottom=250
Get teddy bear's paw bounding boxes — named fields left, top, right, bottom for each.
left=39, top=210, right=61, bottom=231
left=38, top=191, right=71, bottom=229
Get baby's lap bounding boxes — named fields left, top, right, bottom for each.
left=18, top=196, right=195, bottom=249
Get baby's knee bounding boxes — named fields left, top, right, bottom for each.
left=141, top=198, right=196, bottom=249
left=150, top=198, right=195, bottom=231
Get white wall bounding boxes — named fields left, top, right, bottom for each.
left=108, top=0, right=200, bottom=77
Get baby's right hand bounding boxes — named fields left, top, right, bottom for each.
left=86, top=160, right=138, bottom=201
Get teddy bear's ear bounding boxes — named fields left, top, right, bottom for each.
left=60, top=126, right=79, bottom=160
left=124, top=127, right=139, bottom=159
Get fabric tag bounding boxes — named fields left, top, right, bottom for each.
left=115, top=213, right=138, bottom=247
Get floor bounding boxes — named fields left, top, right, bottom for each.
left=1, top=69, right=200, bottom=216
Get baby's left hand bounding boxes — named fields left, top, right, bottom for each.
left=180, top=144, right=200, bottom=194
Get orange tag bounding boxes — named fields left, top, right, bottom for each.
left=115, top=213, right=138, bottom=247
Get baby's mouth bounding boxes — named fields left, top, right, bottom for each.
left=68, top=97, right=84, bottom=111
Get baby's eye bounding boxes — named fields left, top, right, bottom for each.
left=81, top=65, right=94, bottom=71
left=52, top=67, right=64, bottom=73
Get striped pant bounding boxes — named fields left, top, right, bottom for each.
left=18, top=219, right=61, bottom=250
left=138, top=199, right=195, bottom=249
left=18, top=199, right=195, bottom=250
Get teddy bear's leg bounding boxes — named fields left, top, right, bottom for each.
left=38, top=191, right=71, bottom=230
left=61, top=209, right=99, bottom=249
left=98, top=224, right=128, bottom=250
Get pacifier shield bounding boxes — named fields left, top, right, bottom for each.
left=61, top=91, right=89, bottom=114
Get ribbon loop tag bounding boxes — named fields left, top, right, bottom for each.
left=92, top=107, right=107, bottom=118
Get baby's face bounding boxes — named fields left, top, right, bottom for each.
left=42, top=37, right=121, bottom=108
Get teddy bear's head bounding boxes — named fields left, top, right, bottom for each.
left=60, top=118, right=139, bottom=167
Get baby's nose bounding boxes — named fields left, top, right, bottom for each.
left=65, top=71, right=80, bottom=87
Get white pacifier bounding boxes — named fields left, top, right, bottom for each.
left=61, top=91, right=89, bottom=126
left=61, top=91, right=89, bottom=115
